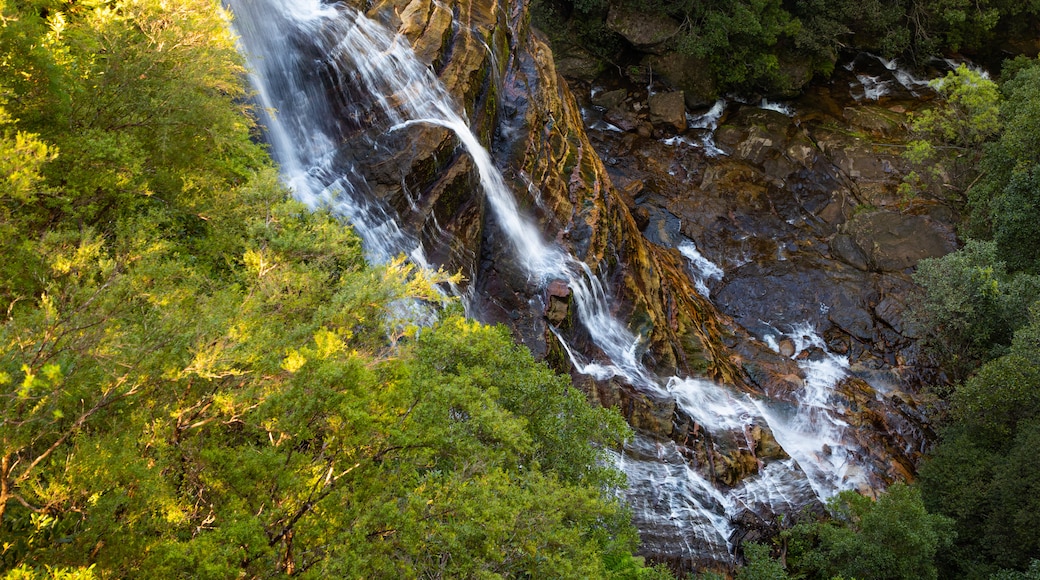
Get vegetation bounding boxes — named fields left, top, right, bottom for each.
left=0, top=0, right=664, bottom=577
left=727, top=54, right=1040, bottom=580
left=532, top=0, right=1040, bottom=93
left=5, top=0, right=1040, bottom=577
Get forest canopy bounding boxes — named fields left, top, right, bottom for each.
left=0, top=1, right=653, bottom=577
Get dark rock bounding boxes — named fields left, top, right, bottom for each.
left=555, top=51, right=606, bottom=82
left=874, top=296, right=907, bottom=334
left=831, top=233, right=870, bottom=270
left=842, top=105, right=906, bottom=137
left=829, top=304, right=875, bottom=341
left=648, top=91, right=687, bottom=131
left=842, top=210, right=957, bottom=272
left=604, top=108, right=642, bottom=132
left=606, top=7, right=680, bottom=52
left=592, top=88, right=627, bottom=110
left=773, top=50, right=816, bottom=98
left=644, top=52, right=718, bottom=108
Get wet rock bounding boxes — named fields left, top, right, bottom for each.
left=606, top=7, right=680, bottom=52
left=777, top=338, right=796, bottom=358
left=592, top=88, right=628, bottom=110
left=716, top=109, right=793, bottom=168
left=773, top=50, right=816, bottom=98
left=843, top=105, right=906, bottom=138
left=591, top=377, right=676, bottom=436
left=545, top=279, right=571, bottom=324
left=831, top=233, right=871, bottom=271
left=750, top=424, right=787, bottom=460
left=874, top=296, right=907, bottom=334
left=841, top=210, right=957, bottom=272
left=644, top=52, right=718, bottom=109
left=828, top=303, right=875, bottom=341
left=604, top=107, right=643, bottom=132
left=649, top=91, right=687, bottom=131
left=553, top=45, right=606, bottom=82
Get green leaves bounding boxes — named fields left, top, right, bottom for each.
left=0, top=3, right=649, bottom=577
left=784, top=484, right=954, bottom=580
left=902, top=65, right=1002, bottom=203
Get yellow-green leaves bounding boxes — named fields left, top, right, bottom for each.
left=281, top=349, right=306, bottom=373
left=0, top=123, right=56, bottom=203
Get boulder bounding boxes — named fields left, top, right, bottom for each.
left=644, top=52, right=718, bottom=108
left=606, top=7, right=680, bottom=52
left=553, top=44, right=606, bottom=82
left=841, top=211, right=957, bottom=272
left=592, top=88, right=627, bottom=110
left=648, top=91, right=687, bottom=131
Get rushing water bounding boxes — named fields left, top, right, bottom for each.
left=228, top=0, right=882, bottom=566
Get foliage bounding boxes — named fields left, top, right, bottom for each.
left=909, top=239, right=1040, bottom=379
left=967, top=57, right=1040, bottom=273
left=783, top=483, right=954, bottom=580
left=673, top=0, right=802, bottom=91
left=736, top=542, right=789, bottom=580
left=921, top=307, right=1040, bottom=578
left=0, top=0, right=659, bottom=578
left=531, top=0, right=1040, bottom=94
left=901, top=65, right=1002, bottom=203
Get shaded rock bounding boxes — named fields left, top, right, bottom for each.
left=773, top=50, right=816, bottom=98
left=554, top=48, right=607, bottom=82
left=843, top=105, right=906, bottom=137
left=648, top=91, right=687, bottom=131
left=831, top=233, right=870, bottom=271
left=829, top=303, right=875, bottom=341
left=842, top=211, right=957, bottom=272
left=814, top=129, right=906, bottom=205
left=644, top=52, right=718, bottom=108
left=606, top=7, right=680, bottom=52
left=874, top=296, right=907, bottom=334
left=715, top=109, right=793, bottom=168
left=603, top=107, right=643, bottom=132
left=592, top=88, right=627, bottom=110
left=590, top=376, right=676, bottom=436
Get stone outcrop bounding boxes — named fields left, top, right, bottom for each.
left=331, top=0, right=940, bottom=570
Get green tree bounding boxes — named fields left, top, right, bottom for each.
left=902, top=64, right=1002, bottom=204
left=0, top=0, right=659, bottom=577
left=736, top=542, right=789, bottom=580
left=784, top=483, right=954, bottom=580
left=967, top=57, right=1040, bottom=273
left=675, top=0, right=802, bottom=91
left=921, top=305, right=1040, bottom=578
left=909, top=240, right=1040, bottom=379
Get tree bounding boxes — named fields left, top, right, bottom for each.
left=909, top=240, right=1040, bottom=380
left=0, top=2, right=662, bottom=577
left=921, top=305, right=1040, bottom=578
left=967, top=57, right=1040, bottom=273
left=902, top=64, right=1002, bottom=204
left=784, top=483, right=954, bottom=580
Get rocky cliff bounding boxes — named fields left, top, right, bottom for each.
left=334, top=0, right=940, bottom=569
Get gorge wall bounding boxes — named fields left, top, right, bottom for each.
left=250, top=0, right=952, bottom=570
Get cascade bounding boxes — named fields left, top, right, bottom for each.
left=227, top=0, right=888, bottom=566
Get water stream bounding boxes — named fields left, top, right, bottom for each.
left=228, top=0, right=878, bottom=565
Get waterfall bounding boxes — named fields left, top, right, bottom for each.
left=227, top=0, right=879, bottom=566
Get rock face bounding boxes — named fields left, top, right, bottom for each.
left=606, top=7, right=681, bottom=52
left=330, top=0, right=939, bottom=571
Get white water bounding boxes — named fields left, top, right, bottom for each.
left=848, top=53, right=937, bottom=101
left=229, top=0, right=879, bottom=565
left=663, top=99, right=727, bottom=156
left=678, top=239, right=724, bottom=298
